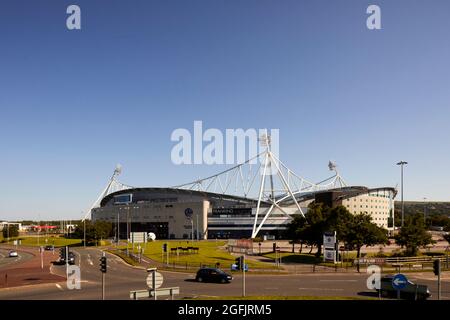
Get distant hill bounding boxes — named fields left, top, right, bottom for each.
left=394, top=201, right=450, bottom=217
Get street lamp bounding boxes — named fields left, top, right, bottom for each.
left=83, top=213, right=86, bottom=248
left=396, top=161, right=408, bottom=227
left=423, top=197, right=427, bottom=224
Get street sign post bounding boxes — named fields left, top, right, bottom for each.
left=323, top=231, right=337, bottom=263
left=392, top=273, right=408, bottom=299
left=146, top=272, right=163, bottom=290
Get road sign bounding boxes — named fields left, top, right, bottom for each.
left=392, top=274, right=408, bottom=290
left=130, top=232, right=147, bottom=244
left=146, top=272, right=163, bottom=289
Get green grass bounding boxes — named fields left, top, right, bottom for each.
left=4, top=236, right=82, bottom=247
left=124, top=240, right=277, bottom=270
left=184, top=295, right=375, bottom=300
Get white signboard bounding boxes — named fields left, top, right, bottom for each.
left=323, top=233, right=336, bottom=249
left=130, top=232, right=147, bottom=244
left=324, top=248, right=336, bottom=262
left=323, top=231, right=337, bottom=263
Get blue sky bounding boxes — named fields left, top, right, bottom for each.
left=1, top=0, right=449, bottom=220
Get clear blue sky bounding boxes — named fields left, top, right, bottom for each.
left=1, top=0, right=449, bottom=220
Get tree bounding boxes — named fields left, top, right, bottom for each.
left=286, top=215, right=307, bottom=253
left=345, top=213, right=388, bottom=258
left=2, top=224, right=19, bottom=239
left=326, top=206, right=354, bottom=241
left=395, top=214, right=435, bottom=256
left=303, top=203, right=329, bottom=257
left=73, top=220, right=113, bottom=245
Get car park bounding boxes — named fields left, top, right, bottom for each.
left=195, top=268, right=233, bottom=283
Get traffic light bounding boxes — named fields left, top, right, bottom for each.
left=433, top=259, right=441, bottom=276
left=235, top=256, right=242, bottom=271
left=163, top=243, right=167, bottom=253
left=59, top=247, right=66, bottom=260
left=100, top=256, right=107, bottom=273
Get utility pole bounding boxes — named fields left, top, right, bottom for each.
left=196, top=213, right=199, bottom=241
left=242, top=255, right=246, bottom=297
left=83, top=216, right=86, bottom=248
left=423, top=197, right=427, bottom=224
left=117, top=212, right=120, bottom=245
left=65, top=245, right=69, bottom=277
left=396, top=161, right=408, bottom=227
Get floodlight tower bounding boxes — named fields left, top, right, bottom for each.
left=83, top=164, right=123, bottom=222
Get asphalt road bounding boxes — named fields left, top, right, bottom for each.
left=0, top=247, right=449, bottom=300
left=0, top=248, right=34, bottom=269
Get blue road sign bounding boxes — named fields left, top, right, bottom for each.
left=231, top=264, right=248, bottom=271
left=392, top=274, right=408, bottom=290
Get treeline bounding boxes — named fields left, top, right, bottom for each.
left=287, top=204, right=438, bottom=260
left=395, top=201, right=450, bottom=218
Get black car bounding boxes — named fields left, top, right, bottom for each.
left=58, top=252, right=76, bottom=265
left=195, top=268, right=233, bottom=283
left=377, top=275, right=431, bottom=300
left=44, top=245, right=53, bottom=251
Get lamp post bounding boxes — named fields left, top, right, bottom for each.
left=423, top=197, right=427, bottom=225
left=196, top=213, right=199, bottom=241
left=83, top=218, right=86, bottom=248
left=396, top=161, right=408, bottom=227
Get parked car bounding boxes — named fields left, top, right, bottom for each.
left=44, top=245, right=53, bottom=251
left=377, top=275, right=431, bottom=300
left=8, top=250, right=18, bottom=258
left=195, top=268, right=233, bottom=283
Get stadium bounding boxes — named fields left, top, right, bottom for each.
left=90, top=148, right=397, bottom=240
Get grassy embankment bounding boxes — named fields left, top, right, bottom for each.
left=121, top=240, right=277, bottom=270
left=2, top=236, right=82, bottom=247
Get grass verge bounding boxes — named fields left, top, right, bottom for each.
left=2, top=236, right=82, bottom=247
left=122, top=240, right=278, bottom=270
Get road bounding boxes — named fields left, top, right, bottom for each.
left=0, top=247, right=449, bottom=300
left=0, top=248, right=34, bottom=269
